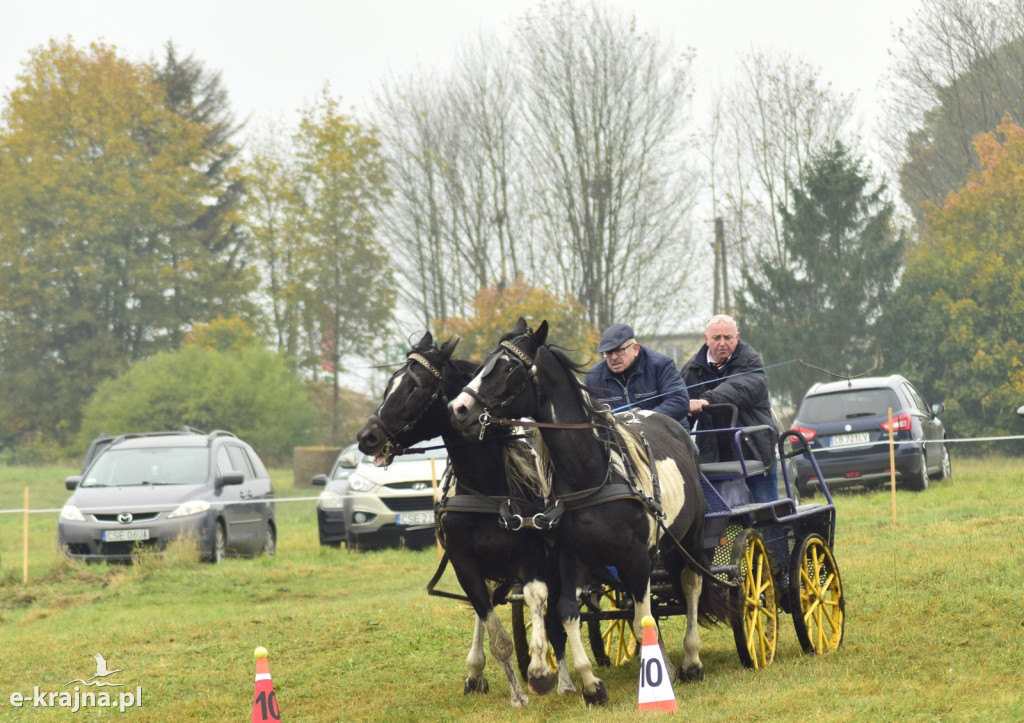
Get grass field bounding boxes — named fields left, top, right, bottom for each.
left=1, top=458, right=1023, bottom=721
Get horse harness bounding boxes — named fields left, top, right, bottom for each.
left=468, top=334, right=669, bottom=527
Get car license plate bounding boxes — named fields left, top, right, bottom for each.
left=102, top=528, right=151, bottom=542
left=830, top=432, right=870, bottom=447
left=397, top=511, right=435, bottom=526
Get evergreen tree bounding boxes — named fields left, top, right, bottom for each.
left=152, top=43, right=257, bottom=344
left=737, top=141, right=906, bottom=407
left=0, top=40, right=254, bottom=445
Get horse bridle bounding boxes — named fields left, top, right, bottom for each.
left=368, top=352, right=446, bottom=462
left=458, top=336, right=540, bottom=437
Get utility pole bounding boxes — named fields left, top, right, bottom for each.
left=713, top=217, right=730, bottom=314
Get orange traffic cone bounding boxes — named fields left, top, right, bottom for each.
left=637, top=615, right=678, bottom=712
left=251, top=646, right=281, bottom=722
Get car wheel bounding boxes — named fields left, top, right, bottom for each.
left=262, top=523, right=276, bottom=557
left=209, top=520, right=227, bottom=563
left=797, top=477, right=817, bottom=499
left=903, top=452, right=930, bottom=492
left=931, top=443, right=951, bottom=480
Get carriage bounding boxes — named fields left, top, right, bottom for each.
left=359, top=322, right=843, bottom=707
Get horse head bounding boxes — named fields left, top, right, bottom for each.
left=357, top=331, right=464, bottom=466
left=449, top=318, right=549, bottom=438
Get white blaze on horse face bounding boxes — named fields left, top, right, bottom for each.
left=386, top=368, right=409, bottom=399
left=450, top=389, right=478, bottom=414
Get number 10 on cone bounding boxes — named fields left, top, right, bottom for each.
left=637, top=616, right=677, bottom=711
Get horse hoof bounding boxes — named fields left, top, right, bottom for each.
left=678, top=663, right=705, bottom=683
left=464, top=676, right=489, bottom=695
left=583, top=681, right=609, bottom=707
left=528, top=670, right=555, bottom=696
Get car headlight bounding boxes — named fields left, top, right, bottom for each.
left=60, top=505, right=85, bottom=521
left=168, top=500, right=211, bottom=518
left=347, top=473, right=375, bottom=492
left=318, top=490, right=346, bottom=509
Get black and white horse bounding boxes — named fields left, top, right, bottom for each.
left=449, top=318, right=722, bottom=706
left=355, top=332, right=572, bottom=708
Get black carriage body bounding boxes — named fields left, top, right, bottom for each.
left=574, top=422, right=844, bottom=669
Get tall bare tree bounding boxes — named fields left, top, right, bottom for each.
left=375, top=31, right=537, bottom=333
left=375, top=71, right=463, bottom=330
left=882, top=0, right=1024, bottom=222
left=517, top=0, right=699, bottom=331
left=709, top=51, right=856, bottom=282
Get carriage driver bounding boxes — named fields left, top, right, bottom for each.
left=583, top=323, right=691, bottom=429
left=680, top=314, right=779, bottom=502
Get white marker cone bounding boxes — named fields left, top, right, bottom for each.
left=637, top=615, right=677, bottom=712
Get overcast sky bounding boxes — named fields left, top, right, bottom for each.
left=3, top=0, right=922, bottom=142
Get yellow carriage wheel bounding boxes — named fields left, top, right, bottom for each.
left=583, top=586, right=638, bottom=666
left=730, top=529, right=778, bottom=669
left=790, top=534, right=845, bottom=655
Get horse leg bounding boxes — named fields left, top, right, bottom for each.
left=482, top=610, right=530, bottom=708
left=555, top=657, right=577, bottom=695
left=464, top=616, right=489, bottom=695
left=551, top=625, right=577, bottom=695
left=522, top=580, right=555, bottom=695
left=629, top=581, right=679, bottom=684
left=559, top=592, right=608, bottom=706
left=677, top=567, right=706, bottom=682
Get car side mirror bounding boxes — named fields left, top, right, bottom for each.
left=311, top=474, right=328, bottom=487
left=217, top=471, right=245, bottom=488
left=931, top=402, right=945, bottom=415
left=65, top=476, right=81, bottom=490
left=1017, top=404, right=1024, bottom=417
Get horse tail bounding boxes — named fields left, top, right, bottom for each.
left=698, top=571, right=735, bottom=627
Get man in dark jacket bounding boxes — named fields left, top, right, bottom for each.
left=584, top=323, right=690, bottom=429
left=680, top=314, right=778, bottom=502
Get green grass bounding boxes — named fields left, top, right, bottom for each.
left=1, top=458, right=1023, bottom=720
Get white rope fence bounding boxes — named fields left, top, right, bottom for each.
left=0, top=495, right=326, bottom=516
left=4, top=431, right=1024, bottom=518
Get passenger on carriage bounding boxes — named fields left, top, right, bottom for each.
left=583, top=323, right=691, bottom=428
left=680, top=314, right=779, bottom=503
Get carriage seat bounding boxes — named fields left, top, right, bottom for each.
left=699, top=459, right=767, bottom=508
left=699, top=459, right=767, bottom=480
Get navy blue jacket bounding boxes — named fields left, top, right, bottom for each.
left=679, top=339, right=776, bottom=469
left=584, top=347, right=690, bottom=428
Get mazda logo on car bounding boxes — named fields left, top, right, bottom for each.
left=117, top=512, right=133, bottom=524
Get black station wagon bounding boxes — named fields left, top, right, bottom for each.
left=790, top=375, right=950, bottom=495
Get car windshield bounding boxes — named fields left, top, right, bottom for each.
left=81, top=447, right=209, bottom=487
left=798, top=388, right=902, bottom=424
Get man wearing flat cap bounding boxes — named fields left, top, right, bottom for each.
left=583, top=323, right=690, bottom=428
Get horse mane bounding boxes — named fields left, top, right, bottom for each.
left=503, top=427, right=553, bottom=501
left=539, top=343, right=615, bottom=425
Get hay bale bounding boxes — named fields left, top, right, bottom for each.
left=293, top=446, right=341, bottom=488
